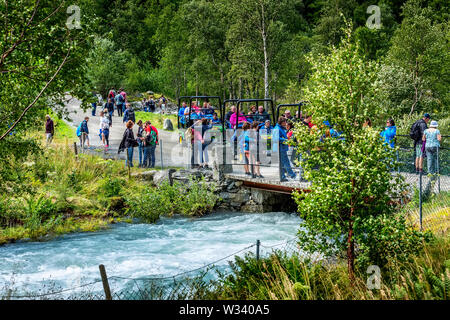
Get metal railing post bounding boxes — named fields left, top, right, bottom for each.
left=256, top=240, right=260, bottom=261
left=278, top=139, right=282, bottom=182
left=160, top=139, right=164, bottom=170
left=126, top=148, right=131, bottom=179
left=437, top=146, right=440, bottom=193
left=99, top=264, right=112, bottom=300
left=396, top=150, right=400, bottom=175
left=419, top=170, right=423, bottom=231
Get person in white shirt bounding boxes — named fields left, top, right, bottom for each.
left=99, top=110, right=111, bottom=148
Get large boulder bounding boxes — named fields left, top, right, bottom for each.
left=163, top=118, right=174, bottom=131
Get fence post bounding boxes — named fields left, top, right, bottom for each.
left=437, top=146, right=440, bottom=193
left=126, top=148, right=131, bottom=179
left=81, top=132, right=86, bottom=151
left=278, top=139, right=283, bottom=182
left=73, top=142, right=78, bottom=158
left=99, top=264, right=112, bottom=300
left=419, top=170, right=423, bottom=231
left=396, top=150, right=400, bottom=175
left=160, top=139, right=164, bottom=170
left=256, top=240, right=260, bottom=261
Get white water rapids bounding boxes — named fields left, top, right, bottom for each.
left=0, top=212, right=301, bottom=298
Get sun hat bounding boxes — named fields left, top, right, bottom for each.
left=430, top=120, right=438, bottom=128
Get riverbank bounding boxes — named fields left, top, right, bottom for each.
left=201, top=233, right=449, bottom=300
left=0, top=125, right=219, bottom=245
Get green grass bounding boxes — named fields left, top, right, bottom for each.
left=135, top=112, right=178, bottom=130
left=0, top=133, right=219, bottom=245
left=53, top=116, right=77, bottom=143
left=202, top=235, right=449, bottom=300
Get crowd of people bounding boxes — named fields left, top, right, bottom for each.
left=45, top=92, right=442, bottom=180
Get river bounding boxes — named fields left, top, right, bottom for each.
left=0, top=212, right=301, bottom=299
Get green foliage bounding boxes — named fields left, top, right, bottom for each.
left=0, top=0, right=96, bottom=142
left=355, top=214, right=433, bottom=272
left=85, top=37, right=132, bottom=97
left=206, top=236, right=449, bottom=300
left=385, top=0, right=449, bottom=116
left=124, top=179, right=219, bottom=222
left=293, top=24, right=430, bottom=276
left=99, top=177, right=124, bottom=198
left=178, top=179, right=219, bottom=216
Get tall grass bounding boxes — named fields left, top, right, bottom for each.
left=206, top=236, right=449, bottom=300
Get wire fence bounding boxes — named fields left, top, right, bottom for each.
left=0, top=238, right=301, bottom=300
left=394, top=135, right=449, bottom=234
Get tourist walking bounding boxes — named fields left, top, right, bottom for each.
left=410, top=113, right=430, bottom=173
left=422, top=120, right=441, bottom=175
left=248, top=122, right=263, bottom=178
left=193, top=119, right=206, bottom=167
left=115, top=88, right=125, bottom=117
left=123, top=103, right=136, bottom=124
left=136, top=120, right=145, bottom=167
left=45, top=115, right=54, bottom=146
left=77, top=117, right=90, bottom=148
left=149, top=96, right=156, bottom=112
left=108, top=88, right=116, bottom=100
left=273, top=117, right=296, bottom=182
left=143, top=121, right=158, bottom=168
left=118, top=120, right=138, bottom=168
left=99, top=111, right=110, bottom=150
left=105, top=98, right=115, bottom=121
left=200, top=118, right=213, bottom=168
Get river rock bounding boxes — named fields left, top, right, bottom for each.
left=153, top=169, right=176, bottom=186
left=172, top=169, right=202, bottom=184
left=163, top=119, right=174, bottom=131
left=131, top=170, right=157, bottom=181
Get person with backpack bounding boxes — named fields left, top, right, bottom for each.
left=423, top=120, right=441, bottom=175
left=410, top=113, right=430, bottom=173
left=123, top=103, right=136, bottom=124
left=148, top=96, right=156, bottom=112
left=108, top=88, right=116, bottom=100
left=105, top=98, right=115, bottom=121
left=136, top=120, right=145, bottom=167
left=77, top=117, right=90, bottom=148
left=118, top=120, right=138, bottom=167
left=115, top=90, right=125, bottom=117
left=143, top=121, right=158, bottom=168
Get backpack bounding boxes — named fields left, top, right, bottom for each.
left=128, top=109, right=135, bottom=122
left=116, top=93, right=124, bottom=104
left=410, top=120, right=422, bottom=141
left=146, top=127, right=158, bottom=146
left=76, top=123, right=82, bottom=137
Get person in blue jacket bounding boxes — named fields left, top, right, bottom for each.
left=272, top=116, right=296, bottom=181
left=77, top=117, right=90, bottom=148
left=380, top=118, right=396, bottom=148
left=179, top=102, right=187, bottom=128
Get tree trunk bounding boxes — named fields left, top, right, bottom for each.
left=347, top=178, right=356, bottom=282
left=261, top=2, right=270, bottom=100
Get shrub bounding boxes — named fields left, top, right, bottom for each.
left=179, top=179, right=219, bottom=217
